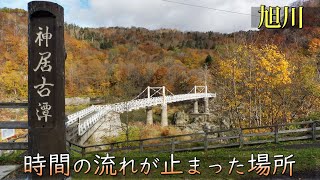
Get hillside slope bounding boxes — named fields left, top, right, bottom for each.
left=0, top=2, right=320, bottom=127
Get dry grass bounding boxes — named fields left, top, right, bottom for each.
left=130, top=122, right=192, bottom=144
left=138, top=123, right=185, bottom=139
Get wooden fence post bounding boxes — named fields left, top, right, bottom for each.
left=110, top=143, right=114, bottom=153
left=312, top=121, right=316, bottom=141
left=204, top=132, right=208, bottom=152
left=81, top=147, right=86, bottom=157
left=139, top=140, right=144, bottom=153
left=66, top=141, right=70, bottom=153
left=239, top=128, right=243, bottom=148
left=275, top=124, right=279, bottom=144
left=171, top=138, right=175, bottom=154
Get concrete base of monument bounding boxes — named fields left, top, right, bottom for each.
left=2, top=166, right=72, bottom=179
left=0, top=165, right=20, bottom=179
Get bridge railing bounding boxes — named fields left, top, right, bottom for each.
left=66, top=105, right=98, bottom=127
left=94, top=93, right=217, bottom=113
left=78, top=107, right=112, bottom=136
left=68, top=120, right=320, bottom=156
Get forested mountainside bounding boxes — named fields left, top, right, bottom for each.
left=1, top=0, right=320, bottom=127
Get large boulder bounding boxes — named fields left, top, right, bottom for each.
left=173, top=110, right=220, bottom=133
left=185, top=114, right=219, bottom=133
left=173, top=111, right=189, bottom=125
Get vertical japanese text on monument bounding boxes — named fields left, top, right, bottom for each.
left=34, top=26, right=54, bottom=123
left=35, top=26, right=52, bottom=47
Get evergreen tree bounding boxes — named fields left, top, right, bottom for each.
left=205, top=55, right=213, bottom=65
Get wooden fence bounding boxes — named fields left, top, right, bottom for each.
left=67, top=120, right=320, bottom=156
left=1, top=103, right=319, bottom=156
left=0, top=103, right=28, bottom=150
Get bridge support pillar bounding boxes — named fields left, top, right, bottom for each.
left=193, top=100, right=199, bottom=114
left=161, top=104, right=168, bottom=127
left=204, top=97, right=209, bottom=114
left=146, top=106, right=153, bottom=125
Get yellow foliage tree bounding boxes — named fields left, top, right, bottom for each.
left=0, top=61, right=27, bottom=99
left=217, top=44, right=292, bottom=127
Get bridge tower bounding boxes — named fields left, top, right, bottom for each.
left=193, top=86, right=199, bottom=114
left=192, top=86, right=210, bottom=114
left=161, top=86, right=168, bottom=126
left=146, top=86, right=153, bottom=125
left=193, top=100, right=199, bottom=114
left=204, top=85, right=210, bottom=114
left=144, top=86, right=169, bottom=126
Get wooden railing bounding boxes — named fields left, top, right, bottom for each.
left=0, top=102, right=28, bottom=150
left=1, top=108, right=319, bottom=155
left=67, top=120, right=320, bottom=156
left=0, top=102, right=28, bottom=109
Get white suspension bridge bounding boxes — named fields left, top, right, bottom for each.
left=65, top=86, right=216, bottom=144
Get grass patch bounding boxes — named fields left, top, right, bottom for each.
left=2, top=140, right=319, bottom=179
left=70, top=141, right=320, bottom=179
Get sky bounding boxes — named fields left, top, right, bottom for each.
left=0, top=0, right=298, bottom=33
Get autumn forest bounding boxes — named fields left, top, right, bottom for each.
left=1, top=1, right=320, bottom=128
